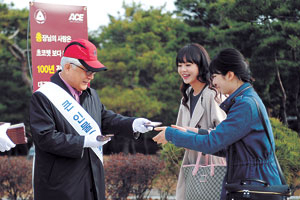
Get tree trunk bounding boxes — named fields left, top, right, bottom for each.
left=291, top=48, right=300, bottom=135
left=297, top=70, right=300, bottom=136
left=275, top=54, right=288, bottom=125
left=8, top=44, right=32, bottom=89
left=5, top=29, right=32, bottom=90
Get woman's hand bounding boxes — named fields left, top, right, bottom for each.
left=170, top=125, right=186, bottom=132
left=152, top=125, right=199, bottom=145
left=152, top=127, right=168, bottom=145
left=171, top=125, right=198, bottom=133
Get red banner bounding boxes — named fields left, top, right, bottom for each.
left=30, top=2, right=88, bottom=91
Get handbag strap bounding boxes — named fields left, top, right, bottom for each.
left=192, top=152, right=209, bottom=175
left=252, top=97, right=287, bottom=185
left=227, top=143, right=233, bottom=183
left=192, top=152, right=202, bottom=175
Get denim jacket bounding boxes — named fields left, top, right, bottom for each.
left=165, top=83, right=282, bottom=200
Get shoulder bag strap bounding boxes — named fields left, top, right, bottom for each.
left=227, top=144, right=233, bottom=183
left=226, top=86, right=252, bottom=183
left=252, top=97, right=287, bottom=185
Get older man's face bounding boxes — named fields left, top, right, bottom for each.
left=64, top=63, right=95, bottom=92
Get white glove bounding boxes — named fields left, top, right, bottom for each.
left=132, top=118, right=152, bottom=133
left=83, top=132, right=110, bottom=148
left=0, top=123, right=16, bottom=152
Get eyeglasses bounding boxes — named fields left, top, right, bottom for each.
left=70, top=63, right=96, bottom=76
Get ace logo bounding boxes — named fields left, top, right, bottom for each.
left=69, top=13, right=84, bottom=23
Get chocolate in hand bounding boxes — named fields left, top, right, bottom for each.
left=6, top=123, right=27, bottom=144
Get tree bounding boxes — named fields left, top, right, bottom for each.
left=90, top=3, right=190, bottom=153
left=0, top=3, right=32, bottom=155
left=271, top=118, right=300, bottom=194
left=174, top=0, right=300, bottom=134
left=226, top=0, right=300, bottom=131
left=0, top=3, right=31, bottom=88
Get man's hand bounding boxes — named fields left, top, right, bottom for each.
left=0, top=123, right=16, bottom=152
left=83, top=131, right=110, bottom=148
left=132, top=118, right=152, bottom=133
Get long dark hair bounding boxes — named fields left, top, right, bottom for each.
left=176, top=43, right=211, bottom=109
left=209, top=48, right=254, bottom=83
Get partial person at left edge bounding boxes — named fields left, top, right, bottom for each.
left=0, top=123, right=16, bottom=152
left=29, top=38, right=152, bottom=200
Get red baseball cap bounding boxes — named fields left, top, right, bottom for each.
left=63, top=39, right=107, bottom=72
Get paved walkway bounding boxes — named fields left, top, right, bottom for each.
left=126, top=194, right=300, bottom=200
left=127, top=188, right=175, bottom=199
left=289, top=197, right=300, bottom=200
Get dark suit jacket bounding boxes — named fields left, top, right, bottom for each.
left=30, top=71, right=135, bottom=200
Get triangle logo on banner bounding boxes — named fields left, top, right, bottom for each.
left=34, top=9, right=46, bottom=24
left=36, top=11, right=45, bottom=21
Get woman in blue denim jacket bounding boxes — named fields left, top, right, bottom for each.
left=153, top=48, right=283, bottom=200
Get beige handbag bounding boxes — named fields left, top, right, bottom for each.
left=182, top=152, right=226, bottom=200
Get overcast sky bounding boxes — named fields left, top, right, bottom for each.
left=3, top=0, right=176, bottom=31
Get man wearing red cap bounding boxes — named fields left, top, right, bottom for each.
left=29, top=39, right=152, bottom=200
